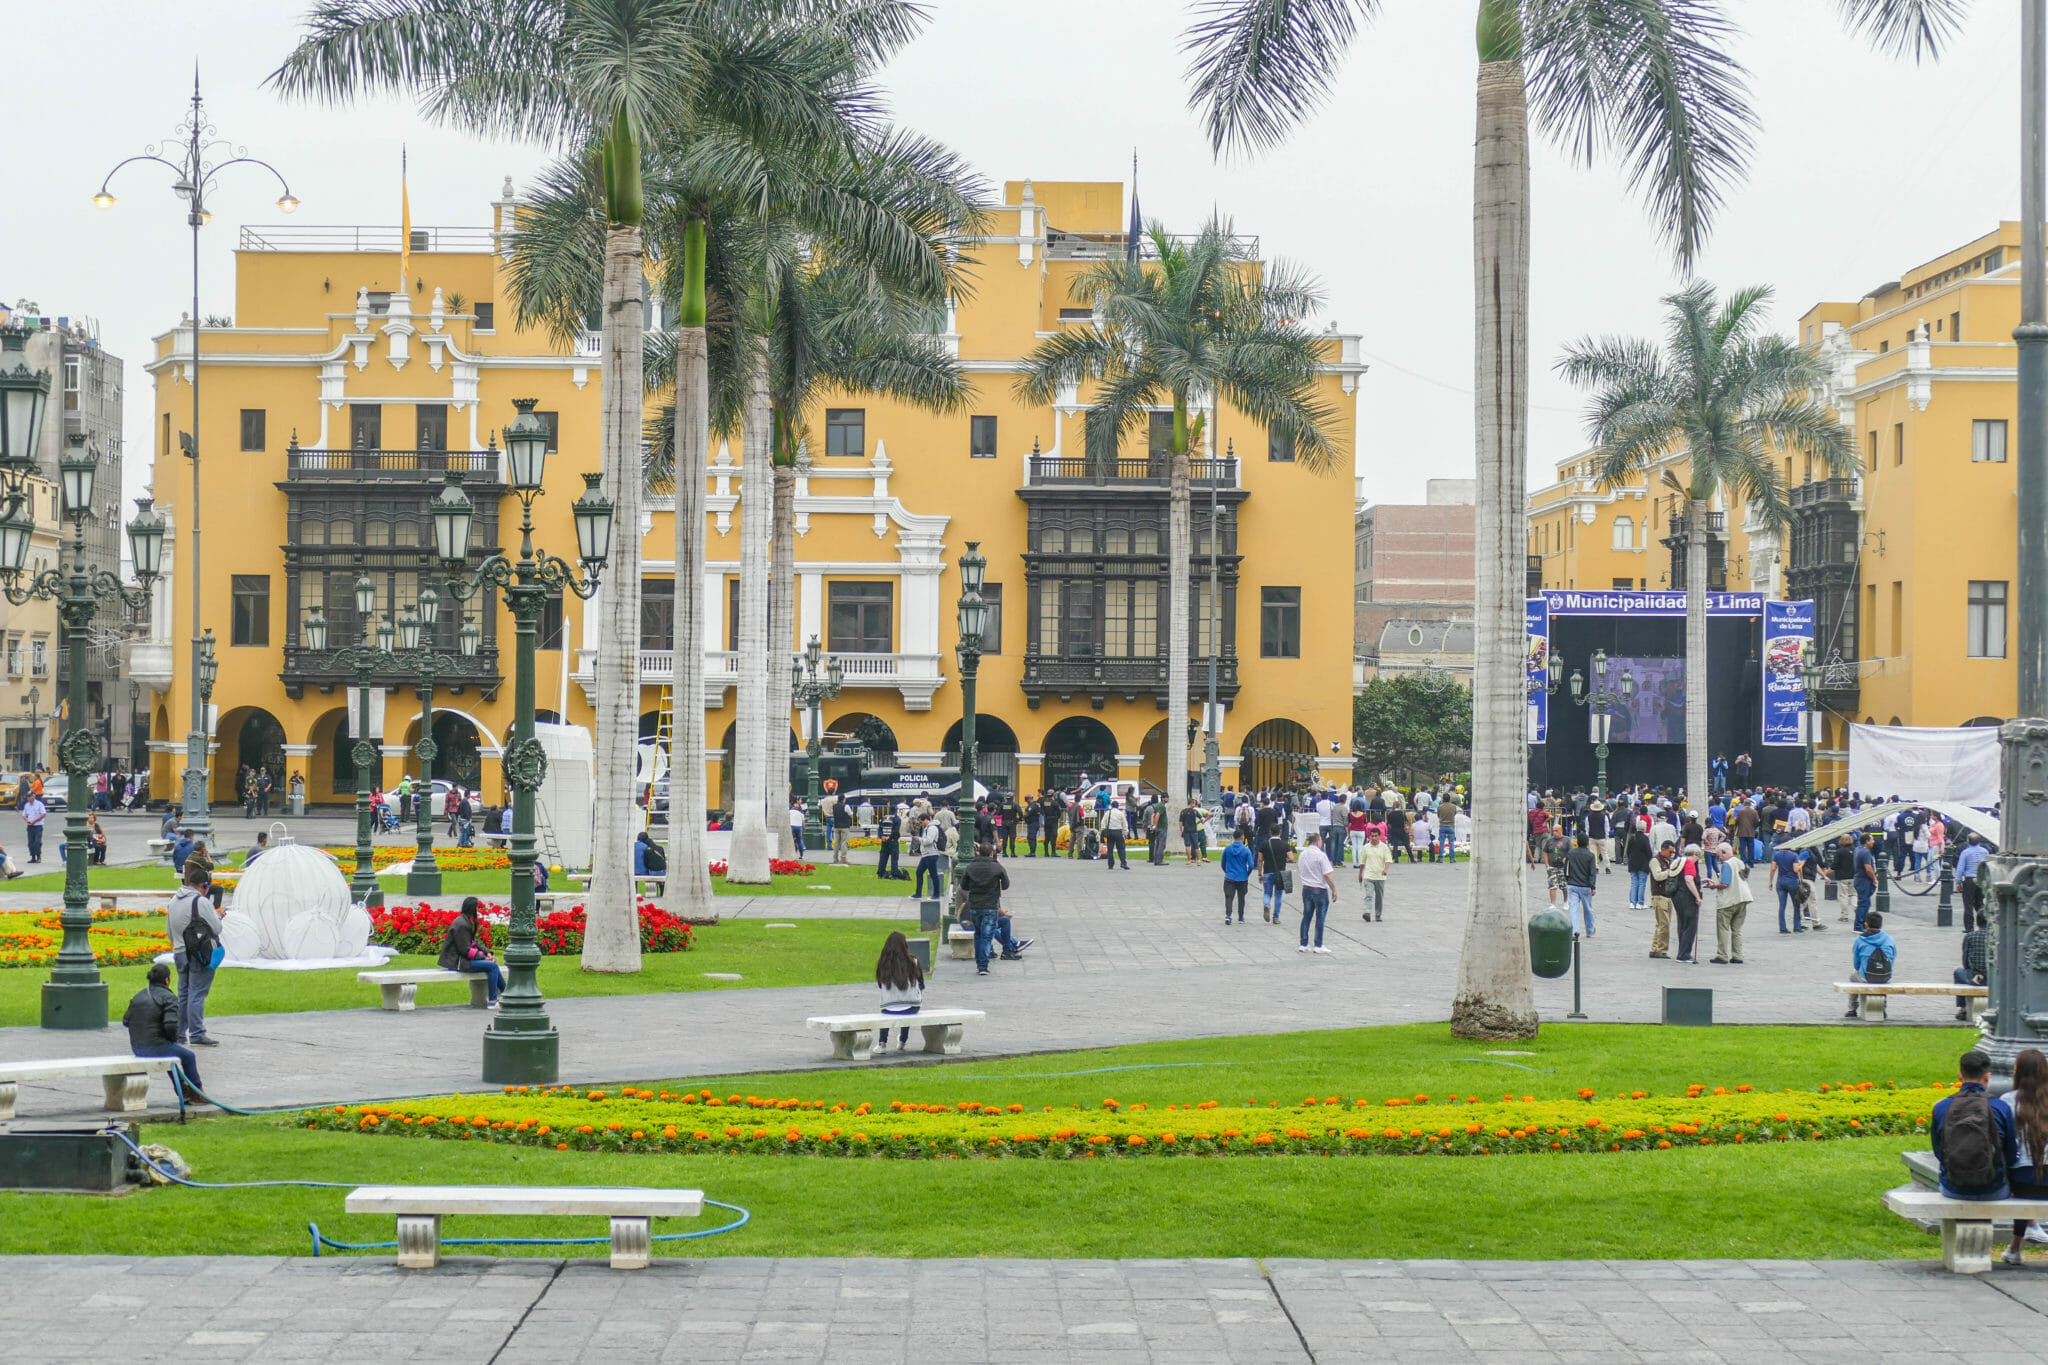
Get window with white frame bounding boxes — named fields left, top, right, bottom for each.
left=1973, top=419, right=2009, bottom=463
left=1969, top=580, right=2008, bottom=658
left=1611, top=516, right=1634, bottom=551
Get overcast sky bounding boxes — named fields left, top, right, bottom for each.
left=6, top=2, right=2025, bottom=516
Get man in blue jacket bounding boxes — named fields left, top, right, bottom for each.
left=1221, top=829, right=1256, bottom=924
left=1846, top=911, right=1897, bottom=1019
left=1932, top=1050, right=2018, bottom=1199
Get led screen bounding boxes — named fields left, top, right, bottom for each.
left=1605, top=656, right=1685, bottom=744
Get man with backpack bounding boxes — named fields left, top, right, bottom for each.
left=1846, top=911, right=1897, bottom=1019
left=166, top=863, right=222, bottom=1048
left=1932, top=1049, right=2019, bottom=1200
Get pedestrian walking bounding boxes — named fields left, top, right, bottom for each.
left=1671, top=843, right=1705, bottom=963
left=1773, top=842, right=1807, bottom=934
left=22, top=792, right=45, bottom=863
left=1221, top=829, right=1254, bottom=923
left=1259, top=823, right=1290, bottom=924
left=876, top=807, right=903, bottom=880
left=911, top=818, right=945, bottom=900
left=954, top=840, right=1011, bottom=977
left=1102, top=801, right=1130, bottom=870
left=1564, top=834, right=1597, bottom=939
left=1357, top=825, right=1390, bottom=921
left=1711, top=846, right=1751, bottom=964
left=1296, top=832, right=1335, bottom=954
left=1853, top=833, right=1878, bottom=932
left=832, top=794, right=854, bottom=865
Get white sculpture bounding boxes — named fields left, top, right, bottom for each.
left=217, top=823, right=369, bottom=963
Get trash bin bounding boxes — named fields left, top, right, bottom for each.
left=1527, top=906, right=1573, bottom=979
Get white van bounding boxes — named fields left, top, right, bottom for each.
left=1072, top=778, right=1146, bottom=810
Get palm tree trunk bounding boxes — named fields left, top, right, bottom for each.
left=1685, top=495, right=1711, bottom=806
left=1450, top=50, right=1537, bottom=1041
left=663, top=317, right=715, bottom=918
left=769, top=458, right=798, bottom=857
left=583, top=223, right=643, bottom=973
left=726, top=339, right=774, bottom=883
left=1166, top=441, right=1192, bottom=829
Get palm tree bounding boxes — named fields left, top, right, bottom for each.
left=1180, top=0, right=1962, bottom=1039
left=1560, top=282, right=1853, bottom=804
left=1017, top=220, right=1334, bottom=832
left=278, top=0, right=917, bottom=925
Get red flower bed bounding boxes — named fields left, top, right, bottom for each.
left=709, top=859, right=817, bottom=877
left=368, top=901, right=691, bottom=956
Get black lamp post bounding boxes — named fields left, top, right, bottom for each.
left=303, top=573, right=396, bottom=908
left=1565, top=649, right=1635, bottom=798
left=955, top=542, right=988, bottom=815
left=435, top=398, right=612, bottom=1085
left=0, top=395, right=165, bottom=1029
left=20, top=686, right=40, bottom=770
left=793, top=636, right=844, bottom=848
left=397, top=591, right=464, bottom=897
left=95, top=76, right=296, bottom=855
left=1798, top=647, right=1824, bottom=796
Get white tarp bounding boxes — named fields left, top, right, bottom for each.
left=1775, top=799, right=2000, bottom=853
left=1848, top=724, right=2000, bottom=806
left=535, top=721, right=595, bottom=871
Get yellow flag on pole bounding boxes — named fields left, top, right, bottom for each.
left=399, top=146, right=411, bottom=287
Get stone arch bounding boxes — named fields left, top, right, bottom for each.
left=217, top=705, right=288, bottom=803
left=944, top=715, right=1020, bottom=794
left=306, top=706, right=356, bottom=796
left=828, top=711, right=897, bottom=765
left=1041, top=716, right=1119, bottom=793
left=1240, top=717, right=1318, bottom=793
left=1139, top=720, right=1168, bottom=794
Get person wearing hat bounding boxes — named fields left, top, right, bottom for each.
left=123, top=962, right=206, bottom=1104
left=1586, top=797, right=1610, bottom=866
left=1671, top=843, right=1707, bottom=963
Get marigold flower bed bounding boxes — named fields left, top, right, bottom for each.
left=296, top=1079, right=1948, bottom=1159
left=323, top=847, right=512, bottom=873
left=367, top=902, right=693, bottom=956
left=0, top=909, right=168, bottom=969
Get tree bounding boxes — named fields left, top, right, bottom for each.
left=1016, top=219, right=1335, bottom=828
left=1559, top=281, right=1852, bottom=804
left=1353, top=673, right=1472, bottom=788
left=1179, top=0, right=1961, bottom=1039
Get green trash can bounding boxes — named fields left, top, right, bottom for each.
left=1528, top=906, right=1573, bottom=979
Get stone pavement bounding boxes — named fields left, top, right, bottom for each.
left=10, top=1253, right=2048, bottom=1363
left=0, top=852, right=1977, bottom=1121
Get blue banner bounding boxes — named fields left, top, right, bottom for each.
left=1761, top=599, right=1817, bottom=747
left=1526, top=597, right=1550, bottom=745
left=1542, top=589, right=1765, bottom=617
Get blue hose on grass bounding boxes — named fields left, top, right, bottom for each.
left=115, top=1110, right=754, bottom=1258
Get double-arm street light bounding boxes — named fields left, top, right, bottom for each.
left=94, top=73, right=296, bottom=853
left=0, top=335, right=166, bottom=1029
left=1558, top=649, right=1636, bottom=799
left=955, top=543, right=988, bottom=815
left=434, top=399, right=612, bottom=1085
left=792, top=636, right=844, bottom=849
left=1797, top=646, right=1825, bottom=797
left=397, top=588, right=466, bottom=897
left=302, top=575, right=401, bottom=909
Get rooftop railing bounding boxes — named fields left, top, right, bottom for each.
left=239, top=224, right=499, bottom=253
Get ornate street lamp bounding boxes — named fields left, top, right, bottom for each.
left=0, top=428, right=164, bottom=1029
left=436, top=400, right=611, bottom=1084
left=1798, top=645, right=1824, bottom=797
left=19, top=686, right=40, bottom=770
left=391, top=587, right=463, bottom=897
left=955, top=542, right=988, bottom=815
left=301, top=591, right=396, bottom=910
left=793, top=635, right=844, bottom=848
left=1565, top=649, right=1635, bottom=799
left=95, top=76, right=295, bottom=853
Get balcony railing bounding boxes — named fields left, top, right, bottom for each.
left=282, top=645, right=502, bottom=698
left=1020, top=652, right=1240, bottom=702
left=616, top=650, right=942, bottom=684
left=1790, top=477, right=1860, bottom=509
left=284, top=447, right=502, bottom=483
left=1024, top=453, right=1238, bottom=487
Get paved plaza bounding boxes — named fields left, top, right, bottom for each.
left=0, top=841, right=1976, bottom=1121
left=10, top=1253, right=2048, bottom=1364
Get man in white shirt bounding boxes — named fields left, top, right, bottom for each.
left=1101, top=801, right=1131, bottom=870
left=1711, top=849, right=1753, bottom=964
left=1295, top=832, right=1337, bottom=954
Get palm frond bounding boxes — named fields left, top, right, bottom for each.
left=1832, top=0, right=1971, bottom=61
left=1181, top=0, right=1375, bottom=155
left=1525, top=0, right=1758, bottom=269
left=503, top=153, right=609, bottom=345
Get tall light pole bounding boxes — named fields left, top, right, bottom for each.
left=303, top=575, right=395, bottom=909
left=0, top=370, right=165, bottom=1028
left=1202, top=446, right=1226, bottom=806
left=1987, top=0, right=2048, bottom=1084
left=20, top=686, right=40, bottom=770
left=1798, top=647, right=1823, bottom=796
left=793, top=635, right=843, bottom=849
left=1565, top=649, right=1635, bottom=799
left=93, top=72, right=298, bottom=853
left=397, top=592, right=463, bottom=897
left=955, top=543, right=988, bottom=816
left=436, top=399, right=613, bottom=1085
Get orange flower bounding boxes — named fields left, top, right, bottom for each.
left=556, top=1142, right=568, bottom=1151
left=1126, top=1135, right=1147, bottom=1146
left=1657, top=1140, right=1672, bottom=1149
left=1252, top=1133, right=1274, bottom=1146
left=1087, top=1135, right=1111, bottom=1146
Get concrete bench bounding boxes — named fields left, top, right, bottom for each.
left=480, top=832, right=512, bottom=848
left=948, top=924, right=975, bottom=959
left=343, top=1184, right=703, bottom=1269
left=1882, top=1184, right=2048, bottom=1273
left=805, top=1007, right=985, bottom=1061
left=0, top=1055, right=184, bottom=1120
left=147, top=838, right=174, bottom=862
left=93, top=890, right=172, bottom=912
left=358, top=968, right=490, bottom=1011
left=1835, top=982, right=1985, bottom=1023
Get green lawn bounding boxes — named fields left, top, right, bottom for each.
left=0, top=916, right=916, bottom=1027
left=1, top=860, right=899, bottom=899
left=0, top=1023, right=1979, bottom=1261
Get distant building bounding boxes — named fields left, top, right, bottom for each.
left=1353, top=479, right=1474, bottom=690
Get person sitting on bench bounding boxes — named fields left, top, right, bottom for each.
left=1957, top=910, right=1989, bottom=1021
left=1932, top=1048, right=2016, bottom=1201
left=437, top=897, right=503, bottom=1008
left=1846, top=911, right=1896, bottom=1019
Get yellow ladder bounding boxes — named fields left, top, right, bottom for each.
left=644, top=683, right=674, bottom=830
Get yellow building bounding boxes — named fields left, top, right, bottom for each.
left=0, top=473, right=64, bottom=771
left=146, top=177, right=1363, bottom=811
left=1788, top=223, right=2027, bottom=784
left=1525, top=448, right=1776, bottom=601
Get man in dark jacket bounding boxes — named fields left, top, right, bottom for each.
left=876, top=807, right=903, bottom=879
left=954, top=840, right=1012, bottom=976
left=1956, top=910, right=1989, bottom=1021
left=1564, top=834, right=1599, bottom=938
left=124, top=963, right=204, bottom=1101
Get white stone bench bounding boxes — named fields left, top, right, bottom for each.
left=1835, top=982, right=1985, bottom=1023
left=948, top=924, right=975, bottom=959
left=0, top=1055, right=184, bottom=1120
left=1883, top=1184, right=2048, bottom=1273
left=805, top=1007, right=985, bottom=1061
left=358, top=968, right=490, bottom=1011
left=147, top=838, right=174, bottom=861
left=480, top=832, right=512, bottom=848
left=343, top=1184, right=703, bottom=1269
left=93, top=889, right=173, bottom=912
